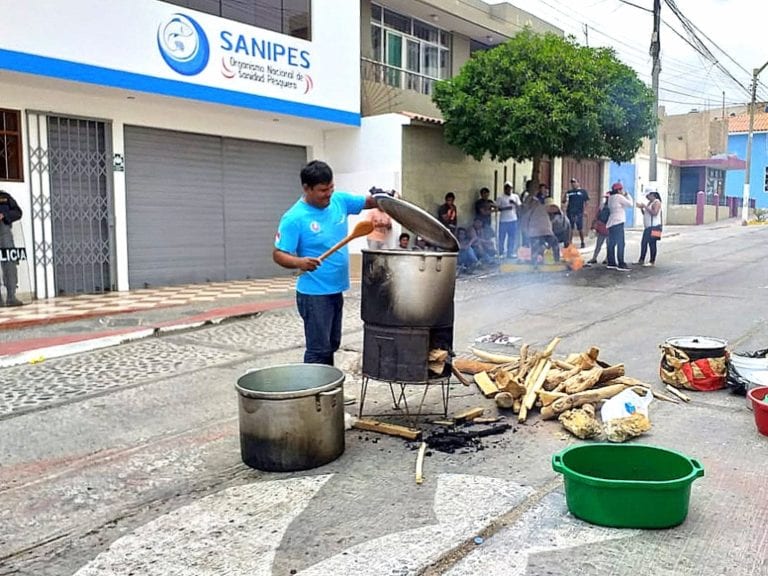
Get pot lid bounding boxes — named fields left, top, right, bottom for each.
left=374, top=194, right=459, bottom=251
left=665, top=336, right=728, bottom=350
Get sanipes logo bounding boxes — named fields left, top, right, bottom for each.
left=157, top=13, right=210, bottom=76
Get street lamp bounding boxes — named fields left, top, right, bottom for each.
left=742, top=59, right=768, bottom=225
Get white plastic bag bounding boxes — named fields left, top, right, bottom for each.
left=600, top=388, right=653, bottom=423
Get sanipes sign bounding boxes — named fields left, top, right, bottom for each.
left=0, top=0, right=359, bottom=125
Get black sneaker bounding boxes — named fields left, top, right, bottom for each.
left=616, top=264, right=631, bottom=271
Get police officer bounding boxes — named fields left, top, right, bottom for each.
left=0, top=189, right=23, bottom=306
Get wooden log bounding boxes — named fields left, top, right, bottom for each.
left=666, top=385, right=691, bottom=402
left=519, top=359, right=552, bottom=423
left=353, top=419, right=422, bottom=440
left=453, top=358, right=499, bottom=375
left=470, top=347, right=519, bottom=364
left=512, top=398, right=522, bottom=413
left=596, top=364, right=625, bottom=384
left=563, top=366, right=603, bottom=394
left=432, top=420, right=455, bottom=426
left=540, top=383, right=628, bottom=420
left=516, top=343, right=530, bottom=378
left=450, top=364, right=471, bottom=387
left=632, top=385, right=678, bottom=404
left=495, top=369, right=526, bottom=399
left=495, top=391, right=515, bottom=409
left=552, top=359, right=577, bottom=371
left=491, top=359, right=521, bottom=374
left=612, top=375, right=652, bottom=387
left=524, top=359, right=552, bottom=410
left=454, top=407, right=484, bottom=422
left=473, top=371, right=500, bottom=398
left=538, top=390, right=568, bottom=407
left=474, top=417, right=501, bottom=424
left=415, top=442, right=427, bottom=484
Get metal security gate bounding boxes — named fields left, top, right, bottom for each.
left=124, top=126, right=305, bottom=288
left=26, top=113, right=114, bottom=298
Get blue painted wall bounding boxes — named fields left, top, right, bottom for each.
left=726, top=132, right=768, bottom=208
left=609, top=162, right=637, bottom=224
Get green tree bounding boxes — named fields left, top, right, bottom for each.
left=432, top=30, right=656, bottom=185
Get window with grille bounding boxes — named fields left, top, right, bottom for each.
left=370, top=3, right=451, bottom=95
left=161, top=0, right=311, bottom=40
left=0, top=108, right=23, bottom=182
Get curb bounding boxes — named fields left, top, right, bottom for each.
left=0, top=299, right=293, bottom=369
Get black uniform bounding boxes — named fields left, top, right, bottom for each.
left=0, top=191, right=23, bottom=306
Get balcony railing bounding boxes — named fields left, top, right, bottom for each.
left=361, top=57, right=439, bottom=96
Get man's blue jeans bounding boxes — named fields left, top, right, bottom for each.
left=296, top=292, right=343, bottom=365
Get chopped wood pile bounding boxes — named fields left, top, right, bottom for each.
left=453, top=338, right=678, bottom=442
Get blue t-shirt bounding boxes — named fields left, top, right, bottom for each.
left=275, top=191, right=366, bottom=295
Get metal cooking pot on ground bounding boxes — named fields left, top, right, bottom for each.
left=664, top=336, right=728, bottom=360
left=235, top=364, right=345, bottom=472
left=361, top=249, right=456, bottom=327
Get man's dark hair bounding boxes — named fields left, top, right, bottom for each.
left=301, top=160, right=333, bottom=187
left=445, top=192, right=456, bottom=200
left=479, top=187, right=490, bottom=195
left=399, top=232, right=411, bottom=241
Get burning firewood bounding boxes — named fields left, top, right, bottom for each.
left=428, top=349, right=449, bottom=374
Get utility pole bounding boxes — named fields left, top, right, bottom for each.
left=648, top=0, right=661, bottom=187
left=722, top=91, right=727, bottom=155
left=743, top=61, right=768, bottom=224
left=583, top=24, right=589, bottom=47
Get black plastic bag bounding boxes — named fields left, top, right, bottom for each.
left=727, top=348, right=768, bottom=395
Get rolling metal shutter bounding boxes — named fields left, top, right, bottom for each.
left=124, top=126, right=305, bottom=288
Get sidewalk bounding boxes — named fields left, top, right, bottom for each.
left=0, top=277, right=297, bottom=367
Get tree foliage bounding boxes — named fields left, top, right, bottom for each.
left=432, top=30, right=656, bottom=165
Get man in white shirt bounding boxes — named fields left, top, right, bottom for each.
left=605, top=182, right=634, bottom=271
left=496, top=181, right=521, bottom=259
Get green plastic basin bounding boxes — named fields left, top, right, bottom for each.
left=552, top=443, right=704, bottom=529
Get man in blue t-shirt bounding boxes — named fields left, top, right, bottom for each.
left=273, top=160, right=378, bottom=366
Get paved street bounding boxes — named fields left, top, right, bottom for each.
left=1, top=222, right=767, bottom=576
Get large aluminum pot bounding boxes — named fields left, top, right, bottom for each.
left=361, top=249, right=457, bottom=327
left=235, top=364, right=345, bottom=472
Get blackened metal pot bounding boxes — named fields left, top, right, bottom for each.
left=361, top=249, right=457, bottom=328
left=235, top=364, right=345, bottom=472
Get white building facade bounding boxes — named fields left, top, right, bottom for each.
left=0, top=0, right=360, bottom=298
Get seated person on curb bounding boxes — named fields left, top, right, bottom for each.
left=456, top=227, right=480, bottom=274
left=521, top=194, right=559, bottom=264
left=398, top=232, right=411, bottom=249
left=437, top=192, right=458, bottom=235
left=468, top=218, right=497, bottom=263
left=545, top=198, right=571, bottom=248
left=413, top=236, right=429, bottom=251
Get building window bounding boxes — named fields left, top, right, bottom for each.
left=369, top=3, right=451, bottom=95
left=0, top=109, right=23, bottom=182
left=161, top=0, right=311, bottom=40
